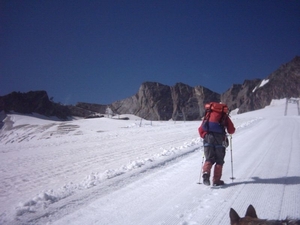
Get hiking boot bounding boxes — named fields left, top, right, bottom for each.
left=213, top=180, right=225, bottom=186
left=202, top=172, right=211, bottom=186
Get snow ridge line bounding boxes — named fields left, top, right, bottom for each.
left=14, top=138, right=202, bottom=221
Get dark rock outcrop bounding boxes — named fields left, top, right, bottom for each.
left=222, top=56, right=300, bottom=113
left=0, top=91, right=72, bottom=119
left=221, top=79, right=262, bottom=112
left=68, top=102, right=108, bottom=118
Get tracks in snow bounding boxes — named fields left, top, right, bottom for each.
left=0, top=121, right=201, bottom=224
left=44, top=117, right=300, bottom=224
left=1, top=116, right=300, bottom=224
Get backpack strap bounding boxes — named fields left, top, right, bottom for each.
left=203, top=106, right=212, bottom=133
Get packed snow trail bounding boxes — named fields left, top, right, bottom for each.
left=49, top=115, right=300, bottom=225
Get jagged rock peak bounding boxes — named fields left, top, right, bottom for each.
left=110, top=81, right=220, bottom=120
left=222, top=55, right=300, bottom=113
left=1, top=56, right=299, bottom=120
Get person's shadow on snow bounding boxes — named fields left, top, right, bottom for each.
left=223, top=176, right=300, bottom=188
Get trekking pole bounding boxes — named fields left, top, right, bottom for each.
left=229, top=134, right=235, bottom=181
left=197, top=150, right=205, bottom=184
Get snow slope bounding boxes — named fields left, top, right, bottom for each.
left=0, top=99, right=299, bottom=225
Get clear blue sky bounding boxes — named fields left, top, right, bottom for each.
left=1, top=0, right=300, bottom=105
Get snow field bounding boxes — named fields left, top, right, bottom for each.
left=0, top=99, right=299, bottom=224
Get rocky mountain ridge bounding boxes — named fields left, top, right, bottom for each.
left=1, top=56, right=299, bottom=120
left=222, top=56, right=300, bottom=113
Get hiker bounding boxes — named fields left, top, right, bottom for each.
left=198, top=102, right=235, bottom=186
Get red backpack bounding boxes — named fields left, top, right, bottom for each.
left=203, top=102, right=229, bottom=128
left=204, top=102, right=229, bottom=114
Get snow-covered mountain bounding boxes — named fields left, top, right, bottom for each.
left=0, top=99, right=299, bottom=225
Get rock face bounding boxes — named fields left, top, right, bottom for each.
left=0, top=91, right=72, bottom=119
left=222, top=56, right=300, bottom=113
left=221, top=79, right=262, bottom=113
left=1, top=56, right=299, bottom=120
left=111, top=82, right=220, bottom=120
